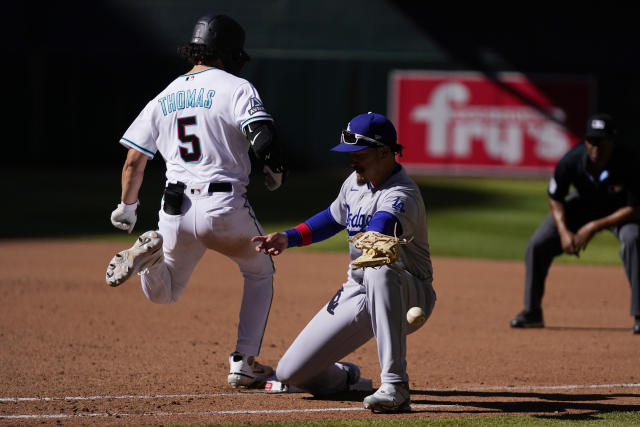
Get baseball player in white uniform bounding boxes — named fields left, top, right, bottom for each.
left=105, top=14, right=286, bottom=388
left=253, top=113, right=436, bottom=412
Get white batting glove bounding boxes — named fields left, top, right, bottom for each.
left=110, top=201, right=139, bottom=233
left=263, top=165, right=283, bottom=191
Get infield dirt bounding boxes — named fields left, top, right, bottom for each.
left=1, top=240, right=638, bottom=425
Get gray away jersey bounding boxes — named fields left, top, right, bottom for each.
left=119, top=67, right=272, bottom=188
left=329, top=168, right=433, bottom=283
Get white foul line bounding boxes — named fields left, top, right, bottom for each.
left=2, top=382, right=639, bottom=403
left=0, top=405, right=462, bottom=420
left=0, top=392, right=244, bottom=403
left=2, top=382, right=638, bottom=421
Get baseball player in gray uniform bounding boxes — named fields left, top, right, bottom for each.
left=105, top=14, right=286, bottom=388
left=253, top=113, right=436, bottom=413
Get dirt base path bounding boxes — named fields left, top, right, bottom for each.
left=1, top=240, right=638, bottom=425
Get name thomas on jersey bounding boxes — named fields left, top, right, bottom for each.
left=157, top=88, right=216, bottom=116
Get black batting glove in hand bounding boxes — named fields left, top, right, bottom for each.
left=110, top=201, right=139, bottom=233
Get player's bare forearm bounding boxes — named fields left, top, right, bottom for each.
left=252, top=232, right=288, bottom=256
left=548, top=197, right=576, bottom=254
left=121, top=149, right=149, bottom=204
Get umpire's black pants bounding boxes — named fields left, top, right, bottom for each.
left=523, top=199, right=640, bottom=316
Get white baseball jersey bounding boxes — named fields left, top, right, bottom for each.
left=330, top=168, right=433, bottom=282
left=118, top=66, right=276, bottom=358
left=120, top=67, right=272, bottom=188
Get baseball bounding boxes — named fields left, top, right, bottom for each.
left=406, top=306, right=426, bottom=326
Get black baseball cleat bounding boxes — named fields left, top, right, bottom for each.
left=510, top=309, right=544, bottom=328
left=633, top=320, right=640, bottom=335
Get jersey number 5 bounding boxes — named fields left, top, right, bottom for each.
left=177, top=116, right=202, bottom=162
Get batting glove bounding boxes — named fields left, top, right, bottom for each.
left=110, top=201, right=139, bottom=233
left=263, top=165, right=283, bottom=191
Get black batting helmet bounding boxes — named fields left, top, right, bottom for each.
left=185, top=14, right=250, bottom=75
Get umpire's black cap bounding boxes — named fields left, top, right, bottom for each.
left=585, top=113, right=617, bottom=141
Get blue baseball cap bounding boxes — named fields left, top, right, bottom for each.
left=331, top=112, right=398, bottom=152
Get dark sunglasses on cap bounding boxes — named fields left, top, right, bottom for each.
left=340, top=130, right=384, bottom=146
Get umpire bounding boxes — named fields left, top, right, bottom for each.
left=510, top=113, right=640, bottom=334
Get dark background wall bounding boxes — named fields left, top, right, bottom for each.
left=5, top=0, right=640, bottom=170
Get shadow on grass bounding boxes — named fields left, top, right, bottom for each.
left=408, top=389, right=640, bottom=415
left=1, top=167, right=509, bottom=239
left=295, top=388, right=640, bottom=419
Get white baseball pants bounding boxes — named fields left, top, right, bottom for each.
left=141, top=182, right=275, bottom=356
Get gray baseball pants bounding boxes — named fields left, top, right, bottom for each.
left=276, top=265, right=436, bottom=395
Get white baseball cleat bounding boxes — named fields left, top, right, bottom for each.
left=363, top=382, right=411, bottom=413
left=105, top=231, right=164, bottom=287
left=227, top=352, right=274, bottom=388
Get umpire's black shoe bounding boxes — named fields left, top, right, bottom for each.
left=633, top=320, right=640, bottom=335
left=510, top=309, right=544, bottom=328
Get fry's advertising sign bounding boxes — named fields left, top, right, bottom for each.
left=389, top=71, right=593, bottom=175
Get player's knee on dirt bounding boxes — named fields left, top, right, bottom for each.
left=275, top=356, right=304, bottom=386
left=276, top=351, right=325, bottom=389
left=276, top=360, right=339, bottom=396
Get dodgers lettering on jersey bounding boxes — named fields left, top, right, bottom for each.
left=345, top=205, right=372, bottom=233
left=118, top=67, right=273, bottom=189
left=329, top=168, right=433, bottom=282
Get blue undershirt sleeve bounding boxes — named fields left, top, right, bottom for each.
left=284, top=208, right=345, bottom=247
left=367, top=211, right=402, bottom=236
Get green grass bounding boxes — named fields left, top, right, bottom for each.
left=173, top=410, right=640, bottom=426
left=413, top=176, right=622, bottom=265
left=0, top=167, right=624, bottom=265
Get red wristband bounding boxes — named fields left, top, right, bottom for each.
left=294, top=223, right=312, bottom=246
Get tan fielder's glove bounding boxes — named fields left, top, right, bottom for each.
left=348, top=230, right=411, bottom=269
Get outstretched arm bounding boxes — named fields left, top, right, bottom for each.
left=252, top=232, right=288, bottom=255
left=252, top=208, right=345, bottom=255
